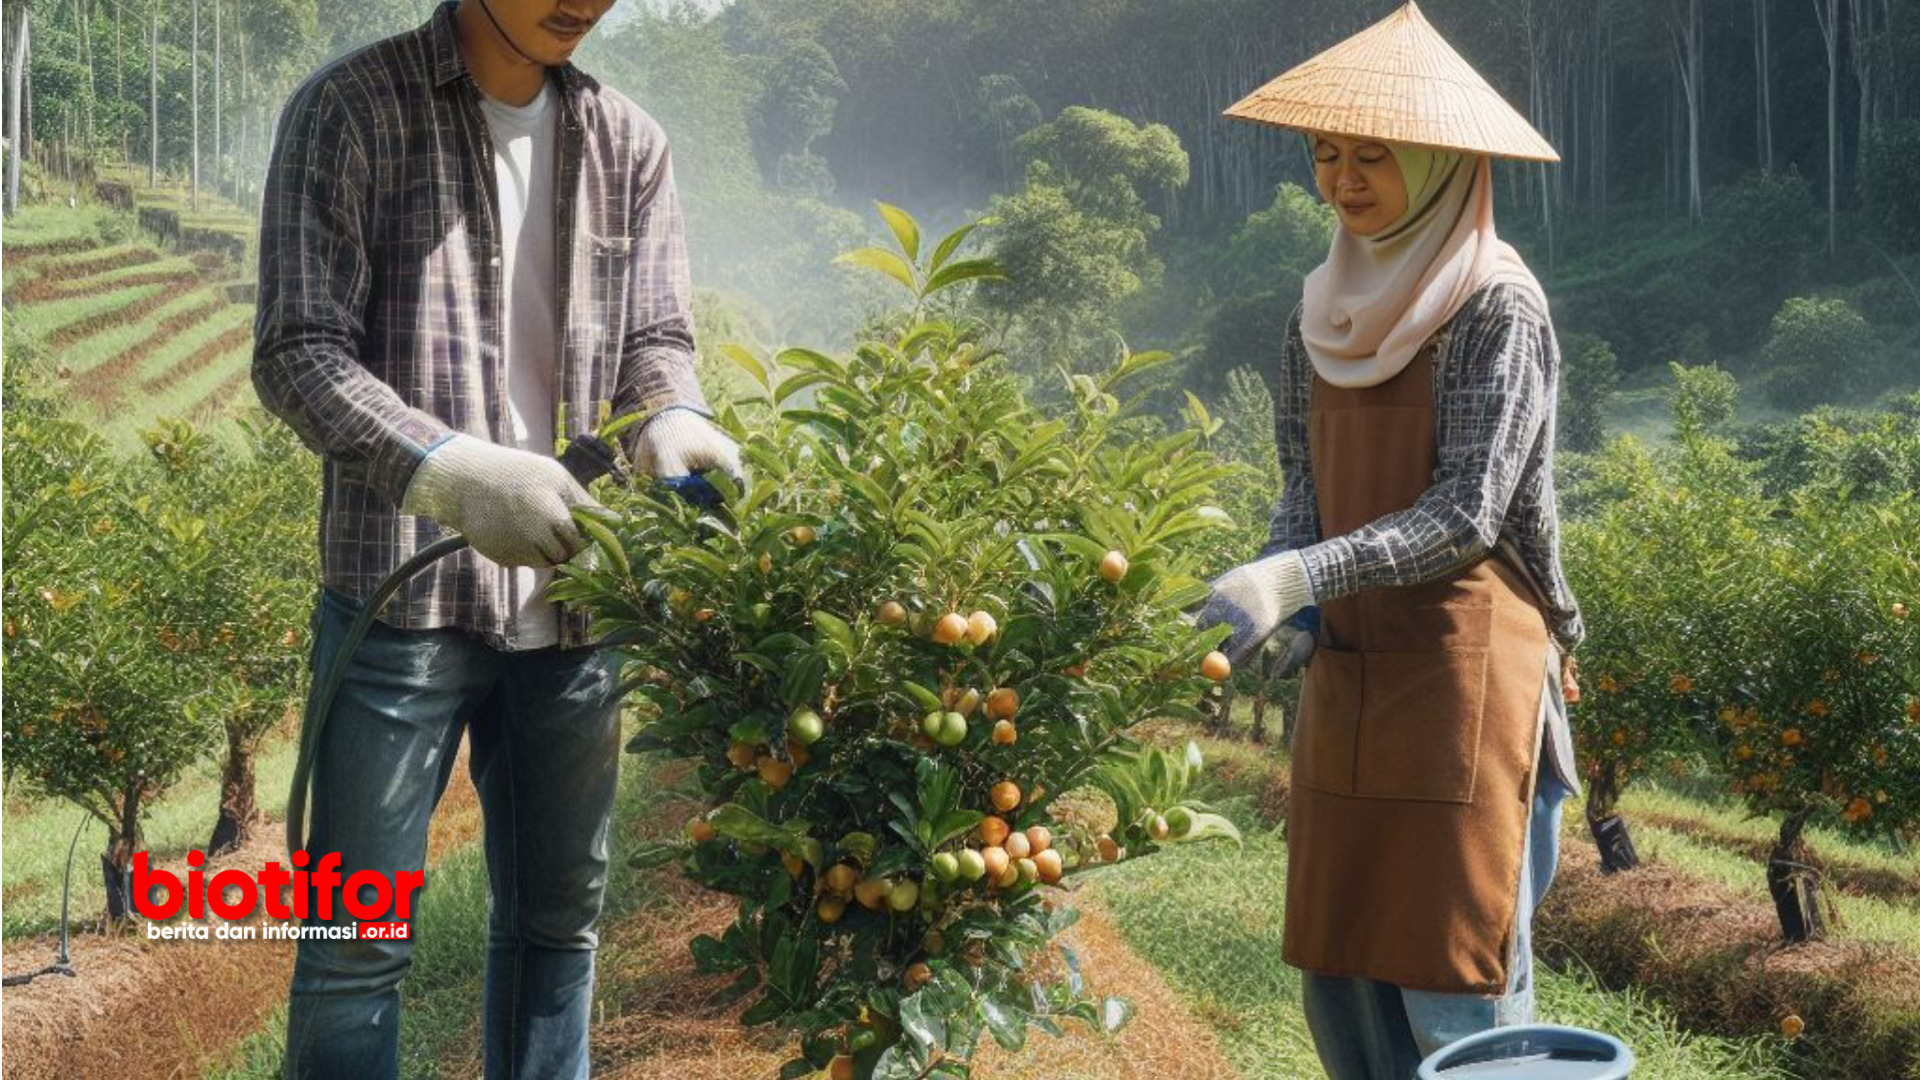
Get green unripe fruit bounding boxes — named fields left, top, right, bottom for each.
left=921, top=711, right=945, bottom=739
left=930, top=852, right=960, bottom=881
left=787, top=707, right=825, bottom=746
left=887, top=880, right=921, bottom=912
left=935, top=711, right=969, bottom=747
left=955, top=849, right=987, bottom=881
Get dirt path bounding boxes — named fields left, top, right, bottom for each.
left=0, top=740, right=483, bottom=1080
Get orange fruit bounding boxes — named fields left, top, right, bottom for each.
left=992, top=719, right=1018, bottom=745
left=877, top=600, right=908, bottom=627
left=1200, top=651, right=1231, bottom=682
left=829, top=1055, right=857, bottom=1080
left=1782, top=728, right=1804, bottom=747
left=758, top=757, right=794, bottom=789
left=994, top=862, right=1020, bottom=889
left=1063, top=662, right=1088, bottom=678
left=687, top=819, right=718, bottom=844
left=782, top=853, right=806, bottom=878
left=692, top=607, right=718, bottom=623
left=854, top=877, right=892, bottom=910
left=991, top=781, right=1022, bottom=813
left=757, top=551, right=774, bottom=574
left=977, top=815, right=1011, bottom=847
left=1099, top=550, right=1130, bottom=584
left=932, top=613, right=970, bottom=645
left=824, top=863, right=858, bottom=895
left=951, top=687, right=982, bottom=717
left=1034, top=848, right=1063, bottom=883
left=1096, top=835, right=1122, bottom=863
left=1780, top=1014, right=1805, bottom=1039
left=817, top=895, right=847, bottom=924
left=1025, top=826, right=1052, bottom=853
left=1892, top=602, right=1909, bottom=618
left=789, top=525, right=816, bottom=546
left=904, top=962, right=933, bottom=991
left=726, top=742, right=759, bottom=769
left=966, top=610, right=999, bottom=646
left=981, top=846, right=1010, bottom=881
left=787, top=740, right=813, bottom=768
left=987, top=687, right=1020, bottom=720
left=1004, top=832, right=1033, bottom=860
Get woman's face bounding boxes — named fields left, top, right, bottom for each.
left=1311, top=134, right=1409, bottom=237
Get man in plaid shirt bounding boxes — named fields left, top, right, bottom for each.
left=252, top=2, right=738, bottom=1076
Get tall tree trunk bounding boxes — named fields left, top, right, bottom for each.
left=117, top=0, right=126, bottom=172
left=190, top=0, right=199, bottom=210
left=1754, top=0, right=1775, bottom=171
left=148, top=0, right=157, bottom=186
left=1669, top=0, right=1705, bottom=223
left=212, top=0, right=220, bottom=194
left=207, top=725, right=260, bottom=856
left=6, top=5, right=28, bottom=217
left=1814, top=0, right=1839, bottom=256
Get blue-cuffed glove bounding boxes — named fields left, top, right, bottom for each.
left=1196, top=550, right=1317, bottom=666
left=632, top=406, right=745, bottom=485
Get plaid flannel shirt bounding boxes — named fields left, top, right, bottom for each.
left=1264, top=281, right=1586, bottom=658
left=252, top=1, right=708, bottom=650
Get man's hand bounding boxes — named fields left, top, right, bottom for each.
left=632, top=407, right=744, bottom=485
left=400, top=434, right=598, bottom=567
left=1196, top=550, right=1316, bottom=666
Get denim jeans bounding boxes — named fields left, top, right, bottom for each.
left=1300, top=646, right=1573, bottom=1079
left=283, top=588, right=623, bottom=1080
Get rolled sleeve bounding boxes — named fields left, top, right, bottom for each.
left=612, top=140, right=710, bottom=465
left=251, top=77, right=452, bottom=506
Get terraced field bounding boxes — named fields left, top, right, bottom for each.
left=4, top=189, right=260, bottom=453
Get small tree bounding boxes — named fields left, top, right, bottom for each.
left=1668, top=360, right=1740, bottom=438
left=1, top=404, right=217, bottom=923
left=1761, top=296, right=1878, bottom=410
left=1558, top=332, right=1619, bottom=453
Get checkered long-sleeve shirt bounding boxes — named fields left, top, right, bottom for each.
left=252, top=1, right=709, bottom=650
left=1263, top=281, right=1586, bottom=656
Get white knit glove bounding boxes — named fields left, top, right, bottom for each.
left=400, top=434, right=598, bottom=568
left=1196, top=550, right=1316, bottom=666
left=631, top=407, right=744, bottom=482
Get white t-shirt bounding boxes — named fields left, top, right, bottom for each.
left=479, top=84, right=560, bottom=650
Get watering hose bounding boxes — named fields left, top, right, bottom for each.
left=284, top=433, right=721, bottom=856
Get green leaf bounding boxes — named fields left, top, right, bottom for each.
left=1167, top=810, right=1243, bottom=845
left=923, top=257, right=1007, bottom=296
left=928, top=222, right=980, bottom=273
left=838, top=246, right=919, bottom=293
left=811, top=610, right=856, bottom=658
left=876, top=202, right=921, bottom=262
left=774, top=369, right=835, bottom=406
left=741, top=992, right=788, bottom=1026
left=721, top=343, right=771, bottom=390
left=981, top=994, right=1027, bottom=1051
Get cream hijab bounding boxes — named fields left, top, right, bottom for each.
left=1300, top=141, right=1546, bottom=389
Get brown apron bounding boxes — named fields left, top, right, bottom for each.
left=1282, top=337, right=1552, bottom=996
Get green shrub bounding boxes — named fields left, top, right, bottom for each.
left=556, top=208, right=1242, bottom=1080
left=1761, top=296, right=1880, bottom=410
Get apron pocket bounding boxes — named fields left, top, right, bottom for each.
left=1354, top=649, right=1488, bottom=804
left=1293, top=644, right=1363, bottom=796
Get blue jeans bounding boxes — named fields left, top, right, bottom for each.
left=1300, top=653, right=1573, bottom=1080
left=283, top=588, right=623, bottom=1080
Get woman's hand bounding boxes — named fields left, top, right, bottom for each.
left=1196, top=550, right=1316, bottom=665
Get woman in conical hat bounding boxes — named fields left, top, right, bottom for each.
left=1197, top=4, right=1586, bottom=1076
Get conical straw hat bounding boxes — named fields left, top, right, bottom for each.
left=1224, top=1, right=1558, bottom=162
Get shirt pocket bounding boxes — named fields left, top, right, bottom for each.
left=577, top=233, right=633, bottom=371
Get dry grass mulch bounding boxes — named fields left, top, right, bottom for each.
left=1540, top=838, right=1920, bottom=1080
